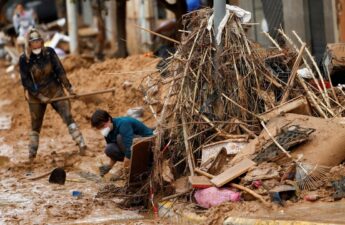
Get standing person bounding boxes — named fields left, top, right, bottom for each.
left=19, top=28, right=87, bottom=161
left=90, top=109, right=153, bottom=177
left=12, top=3, right=36, bottom=51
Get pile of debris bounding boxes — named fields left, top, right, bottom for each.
left=150, top=6, right=345, bottom=211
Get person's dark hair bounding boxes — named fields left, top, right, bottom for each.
left=91, top=109, right=112, bottom=128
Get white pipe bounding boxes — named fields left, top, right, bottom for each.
left=66, top=0, right=78, bottom=54
left=213, top=0, right=226, bottom=38
left=82, top=0, right=93, bottom=26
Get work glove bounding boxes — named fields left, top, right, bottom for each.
left=37, top=94, right=50, bottom=103
left=99, top=164, right=112, bottom=177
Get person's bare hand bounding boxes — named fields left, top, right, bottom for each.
left=123, top=157, right=130, bottom=168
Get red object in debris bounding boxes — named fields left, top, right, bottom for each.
left=308, top=80, right=331, bottom=91
left=304, top=194, right=319, bottom=202
left=251, top=180, right=262, bottom=189
left=153, top=204, right=159, bottom=219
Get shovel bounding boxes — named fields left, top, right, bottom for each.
left=26, top=152, right=78, bottom=183
left=49, top=167, right=66, bottom=185
left=27, top=167, right=66, bottom=185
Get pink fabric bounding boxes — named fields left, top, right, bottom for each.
left=194, top=187, right=241, bottom=208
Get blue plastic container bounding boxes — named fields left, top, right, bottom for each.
left=71, top=191, right=82, bottom=197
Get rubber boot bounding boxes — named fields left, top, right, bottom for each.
left=68, top=123, right=87, bottom=156
left=28, top=131, right=39, bottom=161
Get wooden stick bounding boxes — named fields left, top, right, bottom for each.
left=235, top=119, right=257, bottom=138
left=174, top=134, right=218, bottom=168
left=281, top=44, right=306, bottom=103
left=297, top=76, right=328, bottom=118
left=135, top=24, right=181, bottom=45
left=237, top=20, right=252, bottom=55
left=231, top=183, right=271, bottom=207
left=192, top=48, right=209, bottom=114
left=265, top=53, right=285, bottom=60
left=303, top=81, right=336, bottom=116
left=182, top=115, right=195, bottom=176
left=194, top=168, right=214, bottom=179
left=187, top=127, right=214, bottom=140
left=233, top=56, right=248, bottom=120
left=262, top=72, right=283, bottom=88
left=47, top=88, right=116, bottom=103
left=107, top=70, right=158, bottom=75
left=221, top=93, right=262, bottom=120
left=278, top=29, right=330, bottom=107
left=324, top=62, right=340, bottom=104
left=193, top=108, right=224, bottom=134
left=162, top=190, right=191, bottom=201
left=144, top=95, right=158, bottom=120
left=175, top=21, right=203, bottom=123
left=162, top=74, right=183, bottom=84
left=153, top=70, right=179, bottom=185
left=262, top=32, right=282, bottom=51
left=292, top=31, right=330, bottom=107
left=27, top=170, right=52, bottom=181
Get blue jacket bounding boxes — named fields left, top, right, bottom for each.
left=105, top=117, right=153, bottom=158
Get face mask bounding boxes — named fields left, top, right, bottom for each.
left=32, top=48, right=42, bottom=55
left=100, top=127, right=111, bottom=137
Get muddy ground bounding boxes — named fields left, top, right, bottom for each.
left=1, top=56, right=345, bottom=225
left=0, top=56, right=171, bottom=225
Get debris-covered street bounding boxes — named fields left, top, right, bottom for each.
left=1, top=0, right=345, bottom=225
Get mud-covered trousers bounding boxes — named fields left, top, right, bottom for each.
left=29, top=99, right=73, bottom=132
left=28, top=99, right=86, bottom=159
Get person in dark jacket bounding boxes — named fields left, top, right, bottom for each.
left=91, top=109, right=153, bottom=177
left=19, top=28, right=87, bottom=161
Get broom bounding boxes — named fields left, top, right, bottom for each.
left=261, top=121, right=329, bottom=190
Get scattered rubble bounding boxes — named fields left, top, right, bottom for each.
left=143, top=6, right=345, bottom=223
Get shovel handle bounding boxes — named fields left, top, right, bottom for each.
left=27, top=170, right=52, bottom=181
left=47, top=88, right=116, bottom=103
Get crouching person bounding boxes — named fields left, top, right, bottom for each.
left=91, top=109, right=153, bottom=177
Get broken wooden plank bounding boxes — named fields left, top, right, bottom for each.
left=210, top=158, right=256, bottom=187
left=208, top=148, right=227, bottom=175
left=201, top=139, right=248, bottom=165
left=259, top=96, right=311, bottom=121
left=128, top=136, right=155, bottom=185
left=188, top=176, right=213, bottom=189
